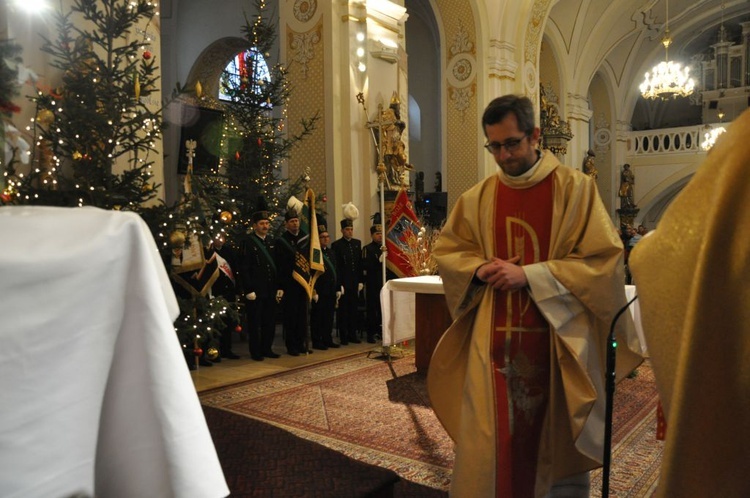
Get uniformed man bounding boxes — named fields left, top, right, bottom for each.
left=310, top=222, right=341, bottom=350
left=239, top=209, right=280, bottom=361
left=362, top=214, right=393, bottom=343
left=274, top=208, right=310, bottom=356
left=331, top=217, right=363, bottom=344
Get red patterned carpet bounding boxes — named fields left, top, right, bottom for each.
left=201, top=352, right=662, bottom=496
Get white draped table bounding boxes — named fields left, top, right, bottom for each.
left=0, top=206, right=228, bottom=498
left=381, top=276, right=647, bottom=372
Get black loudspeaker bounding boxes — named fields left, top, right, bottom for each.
left=422, top=192, right=447, bottom=228
left=177, top=106, right=224, bottom=174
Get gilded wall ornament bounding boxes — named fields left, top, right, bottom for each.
left=293, top=0, right=316, bottom=24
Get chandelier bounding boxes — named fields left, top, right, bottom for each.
left=639, top=0, right=695, bottom=99
left=701, top=126, right=726, bottom=150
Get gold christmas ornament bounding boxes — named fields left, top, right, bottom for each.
left=220, top=211, right=232, bottom=224
left=36, top=109, right=55, bottom=126
left=206, top=347, right=220, bottom=360
left=72, top=151, right=83, bottom=160
left=169, top=230, right=187, bottom=248
left=134, top=73, right=141, bottom=101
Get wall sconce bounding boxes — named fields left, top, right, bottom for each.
left=370, top=39, right=399, bottom=64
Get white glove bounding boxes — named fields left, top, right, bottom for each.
left=340, top=285, right=345, bottom=296
left=335, top=291, right=341, bottom=299
left=312, top=293, right=319, bottom=303
left=245, top=292, right=257, bottom=301
left=276, top=289, right=284, bottom=302
left=357, top=283, right=364, bottom=292
left=378, top=250, right=387, bottom=263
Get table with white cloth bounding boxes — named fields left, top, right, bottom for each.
left=381, top=276, right=648, bottom=372
left=0, top=206, right=228, bottom=498
left=381, top=275, right=451, bottom=372
left=625, top=284, right=648, bottom=355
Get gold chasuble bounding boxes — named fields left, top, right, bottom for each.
left=629, top=108, right=750, bottom=498
left=429, top=151, right=643, bottom=498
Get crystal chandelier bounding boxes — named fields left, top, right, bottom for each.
left=701, top=126, right=726, bottom=150
left=639, top=0, right=695, bottom=99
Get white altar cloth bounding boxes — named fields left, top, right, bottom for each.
left=0, top=206, right=228, bottom=498
left=382, top=275, right=647, bottom=355
left=381, top=275, right=443, bottom=346
left=625, top=284, right=648, bottom=355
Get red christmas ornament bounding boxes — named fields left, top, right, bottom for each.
left=235, top=151, right=240, bottom=160
left=142, top=50, right=152, bottom=60
left=193, top=348, right=203, bottom=356
left=322, top=195, right=328, bottom=202
left=256, top=138, right=262, bottom=146
left=1, top=193, right=12, bottom=203
left=234, top=325, right=243, bottom=333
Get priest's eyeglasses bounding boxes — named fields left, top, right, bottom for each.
left=484, top=134, right=529, bottom=154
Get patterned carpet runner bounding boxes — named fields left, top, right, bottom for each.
left=201, top=352, right=662, bottom=496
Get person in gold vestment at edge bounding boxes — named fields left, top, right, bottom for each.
left=629, top=108, right=750, bottom=498
left=428, top=95, right=643, bottom=498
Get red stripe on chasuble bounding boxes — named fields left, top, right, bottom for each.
left=492, top=173, right=554, bottom=497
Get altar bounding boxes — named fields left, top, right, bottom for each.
left=381, top=275, right=451, bottom=372
left=381, top=276, right=647, bottom=373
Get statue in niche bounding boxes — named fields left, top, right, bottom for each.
left=434, top=172, right=442, bottom=192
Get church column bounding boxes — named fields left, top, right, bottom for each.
left=565, top=93, right=593, bottom=170
left=741, top=22, right=750, bottom=87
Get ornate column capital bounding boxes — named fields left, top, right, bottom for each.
left=487, top=39, right=518, bottom=80
left=565, top=93, right=593, bottom=122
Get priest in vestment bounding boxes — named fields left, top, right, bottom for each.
left=428, top=95, right=642, bottom=497
left=629, top=108, right=750, bottom=498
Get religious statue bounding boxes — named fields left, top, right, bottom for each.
left=619, top=163, right=635, bottom=208
left=434, top=172, right=442, bottom=192
left=380, top=92, right=413, bottom=189
left=582, top=149, right=598, bottom=179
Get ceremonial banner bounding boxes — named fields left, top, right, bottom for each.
left=386, top=188, right=421, bottom=278
left=293, top=188, right=325, bottom=299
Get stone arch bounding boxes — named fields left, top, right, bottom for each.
left=185, top=37, right=252, bottom=101
left=636, top=167, right=696, bottom=227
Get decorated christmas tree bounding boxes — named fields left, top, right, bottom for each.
left=217, top=0, right=319, bottom=244
left=8, top=0, right=162, bottom=209
left=2, top=0, right=320, bottom=364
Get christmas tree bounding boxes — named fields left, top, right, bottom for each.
left=9, top=0, right=162, bottom=209
left=217, top=0, right=319, bottom=244
left=3, top=0, right=320, bottom=364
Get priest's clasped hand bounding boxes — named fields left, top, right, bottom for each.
left=245, top=292, right=257, bottom=301
left=475, top=256, right=528, bottom=291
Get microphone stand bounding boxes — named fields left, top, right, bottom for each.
left=602, top=294, right=638, bottom=496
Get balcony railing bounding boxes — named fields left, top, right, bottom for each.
left=627, top=124, right=715, bottom=156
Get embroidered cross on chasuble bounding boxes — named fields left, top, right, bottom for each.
left=492, top=173, right=554, bottom=497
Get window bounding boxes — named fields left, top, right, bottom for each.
left=219, top=48, right=271, bottom=103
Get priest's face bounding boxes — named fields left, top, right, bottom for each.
left=484, top=113, right=541, bottom=177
